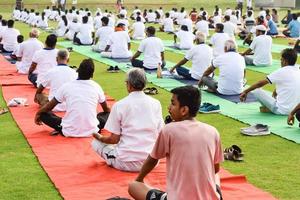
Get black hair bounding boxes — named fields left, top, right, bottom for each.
left=281, top=48, right=297, bottom=65
left=216, top=23, right=224, bottom=32
left=136, top=16, right=141, bottom=21
left=7, top=20, right=14, bottom=28
left=17, top=35, right=24, bottom=43
left=170, top=86, right=201, bottom=117
left=101, top=16, right=109, bottom=25
left=224, top=15, right=230, bottom=21
left=116, top=23, right=125, bottom=27
left=1, top=19, right=7, bottom=26
left=181, top=25, right=188, bottom=31
left=61, top=15, right=68, bottom=26
left=82, top=16, right=88, bottom=23
left=165, top=12, right=170, bottom=18
left=146, top=26, right=156, bottom=35
left=42, top=12, right=45, bottom=20
left=292, top=13, right=298, bottom=20
left=45, top=34, right=57, bottom=48
left=77, top=59, right=94, bottom=80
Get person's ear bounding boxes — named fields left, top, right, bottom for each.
left=180, top=106, right=190, bottom=117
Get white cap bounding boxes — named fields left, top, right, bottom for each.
left=256, top=25, right=267, bottom=32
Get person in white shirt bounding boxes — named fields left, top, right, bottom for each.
left=94, top=12, right=102, bottom=30
left=92, top=16, right=114, bottom=52
left=101, top=23, right=132, bottom=59
left=146, top=9, right=156, bottom=23
left=55, top=15, right=68, bottom=37
left=0, top=20, right=8, bottom=43
left=210, top=11, right=221, bottom=28
left=176, top=7, right=186, bottom=25
left=119, top=6, right=127, bottom=18
left=170, top=32, right=212, bottom=81
left=44, top=6, right=51, bottom=18
left=223, top=15, right=236, bottom=40
left=34, top=49, right=77, bottom=112
left=116, top=14, right=129, bottom=31
left=174, top=25, right=195, bottom=50
left=258, top=7, right=266, bottom=19
left=0, top=20, right=20, bottom=53
left=26, top=9, right=35, bottom=25
left=92, top=68, right=164, bottom=172
left=37, top=12, right=48, bottom=29
left=131, top=26, right=165, bottom=70
left=130, top=16, right=145, bottom=40
left=199, top=39, right=246, bottom=95
left=28, top=34, right=58, bottom=87
left=210, top=23, right=230, bottom=58
left=65, top=17, right=80, bottom=40
left=130, top=6, right=141, bottom=20
left=16, top=29, right=43, bottom=74
left=159, top=12, right=174, bottom=33
left=181, top=15, right=193, bottom=32
left=225, top=8, right=232, bottom=16
left=195, top=16, right=209, bottom=37
left=242, top=25, right=272, bottom=66
left=73, top=16, right=93, bottom=45
left=230, top=11, right=238, bottom=25
left=241, top=49, right=300, bottom=115
left=35, top=59, right=110, bottom=137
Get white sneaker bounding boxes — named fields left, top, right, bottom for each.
left=241, top=124, right=270, bottom=136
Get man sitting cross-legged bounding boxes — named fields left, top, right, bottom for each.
left=169, top=31, right=213, bottom=81
left=92, top=16, right=114, bottom=52
left=240, top=48, right=300, bottom=115
left=92, top=68, right=164, bottom=172
left=199, top=39, right=246, bottom=95
left=34, top=49, right=77, bottom=112
left=128, top=85, right=223, bottom=200
left=131, top=26, right=165, bottom=70
left=16, top=28, right=43, bottom=74
left=100, top=23, right=132, bottom=59
left=28, top=34, right=58, bottom=87
left=35, top=59, right=110, bottom=137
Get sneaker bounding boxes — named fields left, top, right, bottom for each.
left=107, top=66, right=114, bottom=72
left=241, top=124, right=270, bottom=136
left=114, top=66, right=120, bottom=72
left=199, top=104, right=220, bottom=113
left=200, top=102, right=212, bottom=109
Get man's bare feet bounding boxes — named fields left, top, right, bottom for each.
left=260, top=106, right=271, bottom=113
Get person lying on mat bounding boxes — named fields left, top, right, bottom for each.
left=131, top=26, right=165, bottom=70
left=199, top=39, right=245, bottom=95
left=0, top=20, right=20, bottom=53
left=73, top=16, right=94, bottom=45
left=173, top=25, right=195, bottom=50
left=100, top=23, right=132, bottom=59
left=92, top=68, right=164, bottom=172
left=241, top=25, right=272, bottom=67
left=35, top=59, right=110, bottom=137
left=16, top=28, right=43, bottom=74
left=128, top=85, right=223, bottom=200
left=34, top=49, right=77, bottom=112
left=210, top=23, right=230, bottom=58
left=287, top=103, right=300, bottom=127
left=240, top=48, right=300, bottom=115
left=92, top=16, right=114, bottom=52
left=28, top=34, right=58, bottom=87
left=169, top=31, right=213, bottom=81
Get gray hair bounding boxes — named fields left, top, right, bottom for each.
left=126, top=68, right=147, bottom=90
left=224, top=39, right=237, bottom=52
left=57, top=49, right=69, bottom=60
left=195, top=31, right=206, bottom=43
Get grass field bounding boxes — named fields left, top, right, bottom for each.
left=1, top=1, right=300, bottom=199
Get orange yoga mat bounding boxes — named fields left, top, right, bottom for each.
left=0, top=56, right=276, bottom=199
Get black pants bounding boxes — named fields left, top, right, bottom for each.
left=0, top=44, right=13, bottom=53
left=28, top=73, right=38, bottom=87
left=296, top=110, right=300, bottom=123
left=131, top=58, right=166, bottom=69
left=39, top=111, right=110, bottom=134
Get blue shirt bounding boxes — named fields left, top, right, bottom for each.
left=288, top=20, right=300, bottom=38
left=267, top=20, right=278, bottom=34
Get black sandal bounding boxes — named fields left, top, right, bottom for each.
left=224, top=145, right=244, bottom=161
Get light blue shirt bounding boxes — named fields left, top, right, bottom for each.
left=288, top=20, right=300, bottom=38
left=267, top=20, right=278, bottom=34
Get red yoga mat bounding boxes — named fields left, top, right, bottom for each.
left=0, top=56, right=276, bottom=200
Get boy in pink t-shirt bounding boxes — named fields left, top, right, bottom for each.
left=128, top=85, right=223, bottom=200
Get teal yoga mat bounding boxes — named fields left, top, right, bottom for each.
left=58, top=41, right=300, bottom=143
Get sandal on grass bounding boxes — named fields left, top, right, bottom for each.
left=224, top=145, right=244, bottom=161
left=0, top=108, right=9, bottom=115
left=143, top=87, right=158, bottom=95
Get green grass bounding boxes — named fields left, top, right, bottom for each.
left=1, top=1, right=300, bottom=199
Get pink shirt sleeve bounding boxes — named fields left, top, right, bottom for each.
left=150, top=128, right=170, bottom=159
left=214, top=130, right=224, bottom=164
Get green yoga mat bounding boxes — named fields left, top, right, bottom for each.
left=236, top=39, right=289, bottom=54
left=57, top=41, right=300, bottom=144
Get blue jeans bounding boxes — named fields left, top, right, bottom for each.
left=176, top=66, right=198, bottom=80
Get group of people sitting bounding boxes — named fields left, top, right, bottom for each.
left=1, top=4, right=300, bottom=199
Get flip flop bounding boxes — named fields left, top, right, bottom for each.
left=0, top=108, right=9, bottom=115
left=224, top=145, right=244, bottom=161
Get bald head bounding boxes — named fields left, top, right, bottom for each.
left=29, top=28, right=40, bottom=38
